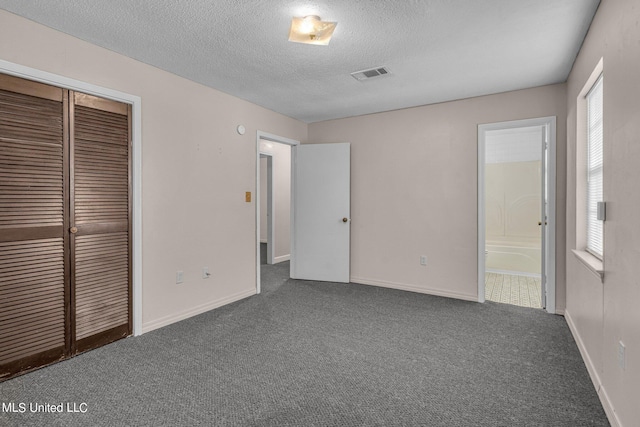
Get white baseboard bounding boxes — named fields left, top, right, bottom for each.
left=142, top=288, right=256, bottom=334
left=564, top=309, right=621, bottom=427
left=350, top=276, right=477, bottom=302
left=274, top=254, right=290, bottom=263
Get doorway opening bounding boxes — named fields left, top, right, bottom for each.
left=255, top=131, right=298, bottom=294
left=259, top=143, right=292, bottom=266
left=478, top=117, right=556, bottom=313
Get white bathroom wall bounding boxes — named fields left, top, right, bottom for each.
left=485, top=160, right=542, bottom=275
left=485, top=127, right=542, bottom=274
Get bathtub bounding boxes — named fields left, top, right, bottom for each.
left=485, top=241, right=541, bottom=276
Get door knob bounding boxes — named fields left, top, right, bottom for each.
left=342, top=218, right=349, bottom=223
left=70, top=226, right=78, bottom=234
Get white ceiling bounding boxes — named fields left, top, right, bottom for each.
left=0, top=0, right=600, bottom=123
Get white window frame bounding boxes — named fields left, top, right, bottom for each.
left=573, top=58, right=604, bottom=279
left=586, top=75, right=604, bottom=259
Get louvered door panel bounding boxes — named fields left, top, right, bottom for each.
left=75, top=233, right=129, bottom=339
left=0, top=74, right=67, bottom=379
left=74, top=104, right=129, bottom=225
left=71, top=93, right=131, bottom=352
left=0, top=89, right=64, bottom=231
left=0, top=239, right=65, bottom=364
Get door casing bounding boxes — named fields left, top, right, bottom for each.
left=255, top=131, right=299, bottom=294
left=477, top=116, right=557, bottom=313
left=0, top=59, right=143, bottom=335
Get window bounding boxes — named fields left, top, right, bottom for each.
left=586, top=75, right=603, bottom=258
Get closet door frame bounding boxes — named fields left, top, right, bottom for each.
left=0, top=60, right=142, bottom=337
left=1, top=76, right=133, bottom=380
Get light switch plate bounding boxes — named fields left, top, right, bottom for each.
left=597, top=201, right=606, bottom=221
left=618, top=341, right=626, bottom=370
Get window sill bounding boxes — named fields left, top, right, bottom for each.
left=572, top=250, right=604, bottom=280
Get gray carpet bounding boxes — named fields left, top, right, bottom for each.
left=0, top=261, right=609, bottom=426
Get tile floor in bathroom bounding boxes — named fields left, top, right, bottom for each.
left=485, top=272, right=542, bottom=309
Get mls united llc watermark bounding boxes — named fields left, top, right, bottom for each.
left=2, top=402, right=88, bottom=414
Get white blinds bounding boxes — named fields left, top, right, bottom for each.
left=586, top=76, right=604, bottom=257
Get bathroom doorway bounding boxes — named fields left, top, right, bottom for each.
left=478, top=117, right=556, bottom=313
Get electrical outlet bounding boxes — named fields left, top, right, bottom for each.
left=203, top=267, right=211, bottom=279
left=176, top=271, right=184, bottom=284
left=618, top=341, right=626, bottom=370
left=420, top=255, right=427, bottom=266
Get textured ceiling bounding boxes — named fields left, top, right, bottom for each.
left=0, top=0, right=600, bottom=123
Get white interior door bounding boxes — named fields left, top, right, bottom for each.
left=291, top=143, right=350, bottom=283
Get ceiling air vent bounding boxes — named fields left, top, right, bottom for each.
left=350, top=66, right=391, bottom=82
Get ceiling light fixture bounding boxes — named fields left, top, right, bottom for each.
left=288, top=15, right=337, bottom=45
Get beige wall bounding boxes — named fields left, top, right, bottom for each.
left=0, top=10, right=307, bottom=332
left=308, top=84, right=567, bottom=306
left=565, top=0, right=640, bottom=425
left=259, top=140, right=291, bottom=261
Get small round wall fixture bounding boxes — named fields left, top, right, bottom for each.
left=236, top=125, right=246, bottom=135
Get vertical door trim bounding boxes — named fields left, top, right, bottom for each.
left=478, top=130, right=487, bottom=304
left=62, top=90, right=71, bottom=357
left=477, top=116, right=556, bottom=314
left=255, top=131, right=299, bottom=294
left=0, top=60, right=143, bottom=335
left=127, top=104, right=133, bottom=335
left=68, top=91, right=77, bottom=352
left=540, top=125, right=548, bottom=309
left=547, top=118, right=557, bottom=314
